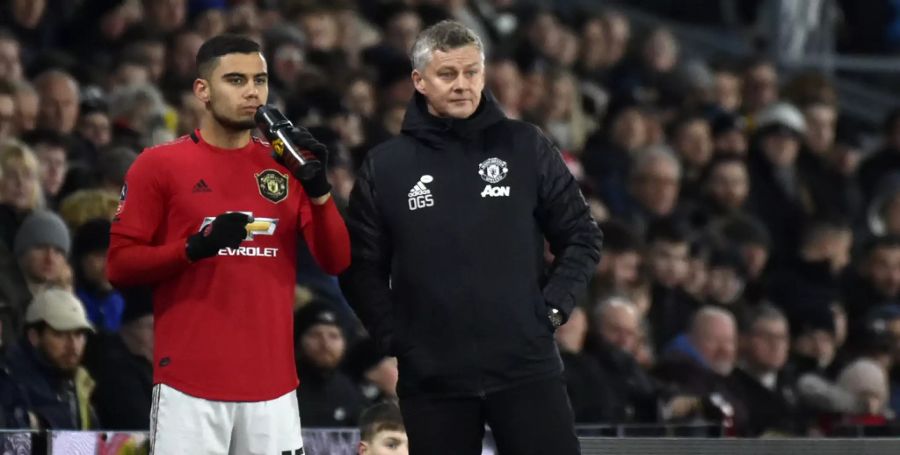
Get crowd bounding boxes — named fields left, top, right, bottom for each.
left=0, top=0, right=899, bottom=439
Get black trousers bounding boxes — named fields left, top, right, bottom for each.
left=398, top=375, right=581, bottom=455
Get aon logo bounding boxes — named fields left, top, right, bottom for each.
left=481, top=185, right=510, bottom=198
left=408, top=194, right=434, bottom=210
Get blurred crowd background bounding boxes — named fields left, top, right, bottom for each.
left=2, top=0, right=900, bottom=438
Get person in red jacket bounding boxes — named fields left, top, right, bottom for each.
left=106, top=34, right=350, bottom=454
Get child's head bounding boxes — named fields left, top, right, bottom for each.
left=359, top=402, right=408, bottom=455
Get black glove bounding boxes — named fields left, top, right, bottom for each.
left=273, top=127, right=331, bottom=198
left=186, top=212, right=251, bottom=261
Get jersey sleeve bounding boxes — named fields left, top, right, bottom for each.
left=110, top=151, right=166, bottom=242
left=107, top=150, right=191, bottom=287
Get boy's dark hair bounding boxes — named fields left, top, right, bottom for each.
left=646, top=217, right=691, bottom=245
left=21, top=129, right=70, bottom=153
left=359, top=402, right=405, bottom=442
left=598, top=219, right=642, bottom=254
left=195, top=34, right=261, bottom=78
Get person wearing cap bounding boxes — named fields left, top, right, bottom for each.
left=0, top=210, right=72, bottom=347
left=87, top=286, right=153, bottom=430
left=294, top=300, right=366, bottom=427
left=3, top=288, right=98, bottom=429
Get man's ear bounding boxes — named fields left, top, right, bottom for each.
left=358, top=441, right=369, bottom=455
left=26, top=328, right=40, bottom=348
left=194, top=78, right=210, bottom=104
left=412, top=69, right=427, bottom=95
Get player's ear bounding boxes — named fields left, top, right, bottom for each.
left=194, top=78, right=210, bottom=104
left=357, top=441, right=368, bottom=454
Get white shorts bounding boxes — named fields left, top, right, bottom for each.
left=149, top=384, right=304, bottom=455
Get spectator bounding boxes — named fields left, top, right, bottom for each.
left=697, top=154, right=752, bottom=224
left=57, top=189, right=118, bottom=231
left=653, top=306, right=747, bottom=432
left=75, top=100, right=112, bottom=151
left=0, top=29, right=23, bottom=82
left=0, top=81, right=15, bottom=143
left=71, top=219, right=123, bottom=332
left=623, top=146, right=683, bottom=233
left=670, top=114, right=714, bottom=200
left=558, top=306, right=616, bottom=423
left=645, top=218, right=699, bottom=351
left=21, top=130, right=69, bottom=208
left=712, top=66, right=742, bottom=114
left=585, top=296, right=659, bottom=423
left=0, top=141, right=43, bottom=249
left=768, top=218, right=852, bottom=316
left=590, top=219, right=643, bottom=301
left=704, top=245, right=748, bottom=309
left=358, top=401, right=408, bottom=455
left=87, top=286, right=153, bottom=430
left=11, top=80, right=38, bottom=135
left=733, top=304, right=801, bottom=436
left=0, top=210, right=71, bottom=347
left=710, top=112, right=748, bottom=156
left=859, top=108, right=900, bottom=206
left=844, top=236, right=900, bottom=323
left=33, top=70, right=80, bottom=136
left=747, top=102, right=825, bottom=266
left=741, top=58, right=779, bottom=119
left=4, top=288, right=98, bottom=429
left=294, top=300, right=366, bottom=427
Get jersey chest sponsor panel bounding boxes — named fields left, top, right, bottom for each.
left=147, top=137, right=303, bottom=400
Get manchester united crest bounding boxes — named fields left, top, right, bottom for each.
left=478, top=157, right=508, bottom=184
left=256, top=169, right=289, bottom=203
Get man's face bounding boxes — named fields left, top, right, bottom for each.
left=33, top=144, right=67, bottom=197
left=80, top=251, right=109, bottom=289
left=648, top=241, right=689, bottom=288
left=21, top=246, right=67, bottom=284
left=804, top=104, right=837, bottom=154
left=794, top=329, right=836, bottom=368
left=0, top=38, right=22, bottom=81
left=0, top=94, right=14, bottom=141
left=29, top=326, right=86, bottom=373
left=597, top=304, right=639, bottom=354
left=706, top=161, right=749, bottom=210
left=694, top=316, right=736, bottom=376
left=744, top=318, right=789, bottom=373
left=609, top=251, right=641, bottom=289
left=632, top=159, right=680, bottom=216
left=13, top=90, right=38, bottom=133
left=38, top=77, right=79, bottom=134
left=412, top=45, right=485, bottom=119
left=300, top=324, right=345, bottom=371
left=77, top=112, right=112, bottom=147
left=0, top=160, right=38, bottom=210
left=761, top=131, right=799, bottom=168
left=360, top=430, right=409, bottom=455
left=195, top=52, right=268, bottom=131
left=866, top=246, right=900, bottom=298
left=674, top=120, right=713, bottom=168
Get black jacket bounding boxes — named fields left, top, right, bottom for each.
left=87, top=334, right=153, bottom=430
left=340, top=91, right=602, bottom=398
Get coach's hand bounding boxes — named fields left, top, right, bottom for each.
left=186, top=212, right=251, bottom=261
left=273, top=127, right=332, bottom=198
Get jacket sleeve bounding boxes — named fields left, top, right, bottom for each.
left=534, top=130, right=603, bottom=320
left=338, top=155, right=395, bottom=355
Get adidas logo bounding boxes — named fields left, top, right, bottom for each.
left=408, top=175, right=434, bottom=211
left=192, top=179, right=212, bottom=193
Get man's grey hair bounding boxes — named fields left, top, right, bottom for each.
left=410, top=20, right=485, bottom=72
left=630, top=145, right=682, bottom=181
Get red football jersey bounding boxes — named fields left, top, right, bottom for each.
left=110, top=129, right=342, bottom=401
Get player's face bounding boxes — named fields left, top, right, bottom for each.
left=412, top=45, right=484, bottom=119
left=198, top=52, right=268, bottom=131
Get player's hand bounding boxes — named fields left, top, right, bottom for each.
left=273, top=126, right=331, bottom=198
left=186, top=212, right=251, bottom=261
